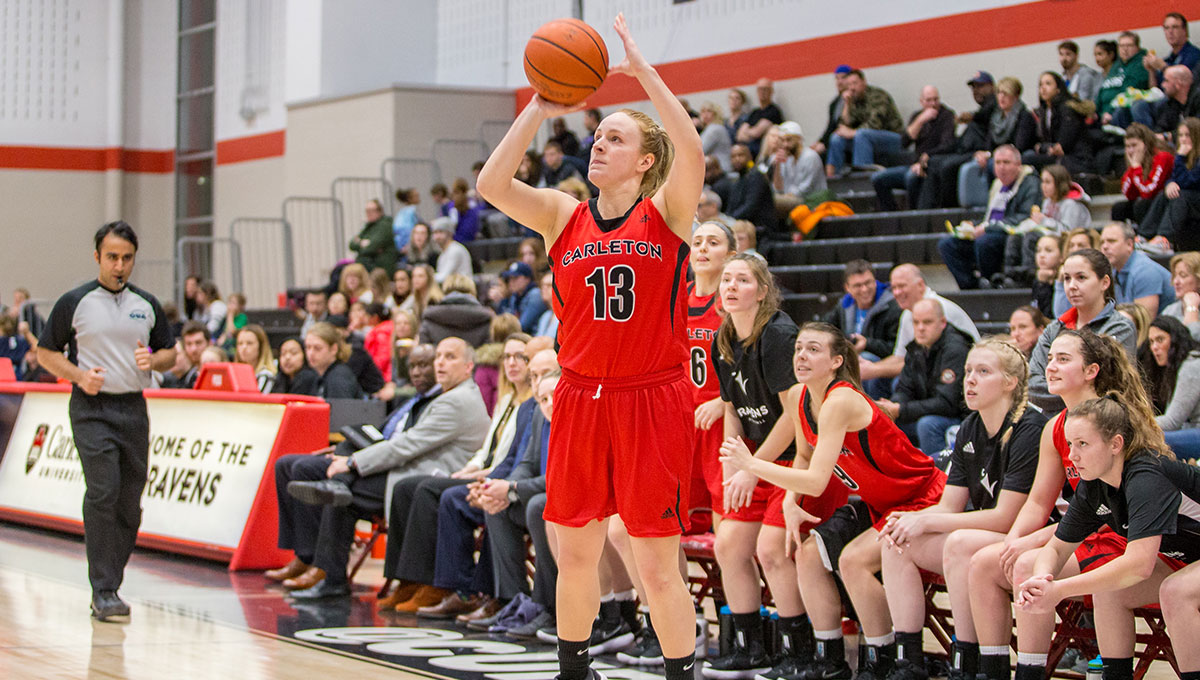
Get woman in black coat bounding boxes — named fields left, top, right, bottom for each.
left=1023, top=71, right=1094, bottom=176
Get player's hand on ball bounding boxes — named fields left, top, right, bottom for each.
left=531, top=94, right=588, bottom=119
left=79, top=366, right=105, bottom=395
left=610, top=13, right=649, bottom=77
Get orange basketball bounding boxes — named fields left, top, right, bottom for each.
left=524, top=18, right=608, bottom=105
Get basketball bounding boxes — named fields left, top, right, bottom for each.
left=523, top=18, right=608, bottom=105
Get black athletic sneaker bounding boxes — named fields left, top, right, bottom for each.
left=798, top=657, right=853, bottom=680
left=755, top=656, right=806, bottom=680
left=702, top=646, right=773, bottom=679
left=884, top=659, right=928, bottom=680
left=616, top=624, right=664, bottom=666
left=589, top=617, right=635, bottom=655
left=854, top=653, right=895, bottom=680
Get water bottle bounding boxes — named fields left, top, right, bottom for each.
left=1086, top=656, right=1103, bottom=680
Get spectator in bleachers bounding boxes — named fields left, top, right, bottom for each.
left=183, top=274, right=200, bottom=321
left=550, top=118, right=580, bottom=157
left=1163, top=251, right=1200, bottom=338
left=1028, top=248, right=1137, bottom=412
left=813, top=65, right=852, bottom=160
left=401, top=263, right=443, bottom=321
left=303, top=321, right=364, bottom=399
left=0, top=316, right=30, bottom=379
left=920, top=71, right=999, bottom=209
left=877, top=298, right=970, bottom=456
left=956, top=77, right=1038, bottom=209
left=577, top=108, right=602, bottom=159
left=1099, top=221, right=1175, bottom=316
left=515, top=150, right=542, bottom=187
left=1145, top=118, right=1200, bottom=248
left=194, top=280, right=227, bottom=338
left=375, top=334, right=532, bottom=619
left=823, top=259, right=901, bottom=379
left=338, top=263, right=370, bottom=303
left=393, top=188, right=421, bottom=252
left=161, top=320, right=206, bottom=389
left=418, top=273, right=493, bottom=349
left=726, top=89, right=751, bottom=145
left=736, top=78, right=783, bottom=158
left=1023, top=72, right=1095, bottom=175
left=518, top=237, right=548, bottom=273
left=825, top=69, right=905, bottom=177
left=218, top=292, right=248, bottom=353
left=8, top=287, right=44, bottom=339
left=1001, top=165, right=1093, bottom=286
left=534, top=272, right=558, bottom=339
left=1106, top=32, right=1152, bottom=127
left=696, top=189, right=734, bottom=228
left=431, top=183, right=454, bottom=220
left=938, top=145, right=1040, bottom=290
left=730, top=220, right=762, bottom=261
left=451, top=178, right=484, bottom=243
left=199, top=345, right=227, bottom=366
left=350, top=199, right=398, bottom=274
left=270, top=338, right=316, bottom=395
left=20, top=345, right=55, bottom=383
left=1059, top=40, right=1101, bottom=101
left=1009, top=304, right=1049, bottom=357
left=1093, top=39, right=1122, bottom=122
left=705, top=154, right=733, bottom=205
left=362, top=302, right=393, bottom=378
left=361, top=268, right=390, bottom=306
left=554, top=176, right=590, bottom=201
left=1143, top=12, right=1200, bottom=88
left=871, top=85, right=957, bottom=211
left=387, top=267, right=411, bottom=311
left=1115, top=122, right=1176, bottom=226
left=755, top=125, right=782, bottom=177
left=327, top=291, right=349, bottom=317
left=1033, top=233, right=1065, bottom=313
left=539, top=141, right=582, bottom=188
left=699, top=101, right=733, bottom=172
left=478, top=371, right=559, bottom=635
left=771, top=121, right=829, bottom=211
left=431, top=217, right=473, bottom=284
left=390, top=308, right=419, bottom=388
left=326, top=313, right=389, bottom=400
left=1136, top=65, right=1200, bottom=135
left=1143, top=315, right=1200, bottom=459
left=496, top=260, right=545, bottom=335
left=282, top=338, right=490, bottom=600
left=1117, top=301, right=1152, bottom=348
left=474, top=314, right=522, bottom=415
left=402, top=221, right=438, bottom=268
left=860, top=264, right=979, bottom=392
left=724, top=144, right=777, bottom=233
left=233, top=324, right=276, bottom=393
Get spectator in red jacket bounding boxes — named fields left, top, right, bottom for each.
left=1114, top=123, right=1176, bottom=227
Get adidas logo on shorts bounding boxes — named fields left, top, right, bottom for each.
left=1096, top=504, right=1112, bottom=516
left=661, top=507, right=676, bottom=520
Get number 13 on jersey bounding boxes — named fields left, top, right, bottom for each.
left=585, top=265, right=636, bottom=321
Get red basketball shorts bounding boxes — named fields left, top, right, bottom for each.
left=544, top=366, right=695, bottom=538
left=693, top=421, right=723, bottom=514
left=869, top=472, right=947, bottom=531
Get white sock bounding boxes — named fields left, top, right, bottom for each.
left=814, top=628, right=843, bottom=640
left=1016, top=652, right=1048, bottom=667
left=599, top=591, right=615, bottom=602
left=981, top=646, right=1010, bottom=657
left=864, top=632, right=896, bottom=647
left=613, top=589, right=636, bottom=601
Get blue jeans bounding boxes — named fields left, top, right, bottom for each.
left=1111, top=106, right=1133, bottom=129
left=827, top=129, right=903, bottom=171
left=1164, top=428, right=1200, bottom=461
left=899, top=415, right=961, bottom=457
left=957, top=158, right=993, bottom=209
left=937, top=228, right=1009, bottom=289
left=1131, top=99, right=1165, bottom=128
left=872, top=165, right=923, bottom=211
left=861, top=352, right=894, bottom=400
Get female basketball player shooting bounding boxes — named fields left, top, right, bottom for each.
left=477, top=14, right=704, bottom=680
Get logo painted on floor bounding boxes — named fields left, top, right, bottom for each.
left=294, top=627, right=669, bottom=679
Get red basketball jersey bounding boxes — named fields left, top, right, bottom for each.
left=686, top=282, right=723, bottom=405
left=797, top=381, right=946, bottom=517
left=549, top=198, right=689, bottom=378
left=1053, top=410, right=1083, bottom=491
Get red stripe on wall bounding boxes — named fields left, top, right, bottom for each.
left=215, top=130, right=286, bottom=165
left=0, top=145, right=174, bottom=173
left=515, top=0, right=1179, bottom=111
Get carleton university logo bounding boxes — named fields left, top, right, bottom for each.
left=26, top=424, right=49, bottom=473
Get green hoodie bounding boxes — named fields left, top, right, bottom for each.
left=1096, top=48, right=1150, bottom=115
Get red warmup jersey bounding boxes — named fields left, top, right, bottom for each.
left=798, top=381, right=945, bottom=517
left=1052, top=410, right=1083, bottom=491
left=549, top=198, right=690, bottom=378
left=686, top=282, right=723, bottom=405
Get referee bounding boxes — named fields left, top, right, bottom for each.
left=37, top=221, right=176, bottom=621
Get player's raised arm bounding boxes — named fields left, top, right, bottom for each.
left=609, top=13, right=704, bottom=239
left=476, top=97, right=584, bottom=247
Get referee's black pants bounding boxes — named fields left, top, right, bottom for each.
left=69, top=390, right=149, bottom=594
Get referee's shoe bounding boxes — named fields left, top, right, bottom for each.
left=91, top=590, right=130, bottom=621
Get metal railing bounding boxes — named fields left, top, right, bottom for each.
left=230, top=217, right=294, bottom=308
left=331, top=176, right=396, bottom=259
left=283, top=196, right=345, bottom=287
left=175, top=237, right=243, bottom=312
left=430, top=137, right=489, bottom=186
left=478, top=119, right=513, bottom=154
left=381, top=156, right=441, bottom=195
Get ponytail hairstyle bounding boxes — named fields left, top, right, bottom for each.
left=1064, top=248, right=1115, bottom=304
left=1068, top=393, right=1173, bottom=461
left=716, top=253, right=780, bottom=364
left=969, top=336, right=1030, bottom=446
left=798, top=321, right=863, bottom=391
left=620, top=108, right=676, bottom=198
left=1059, top=328, right=1159, bottom=437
